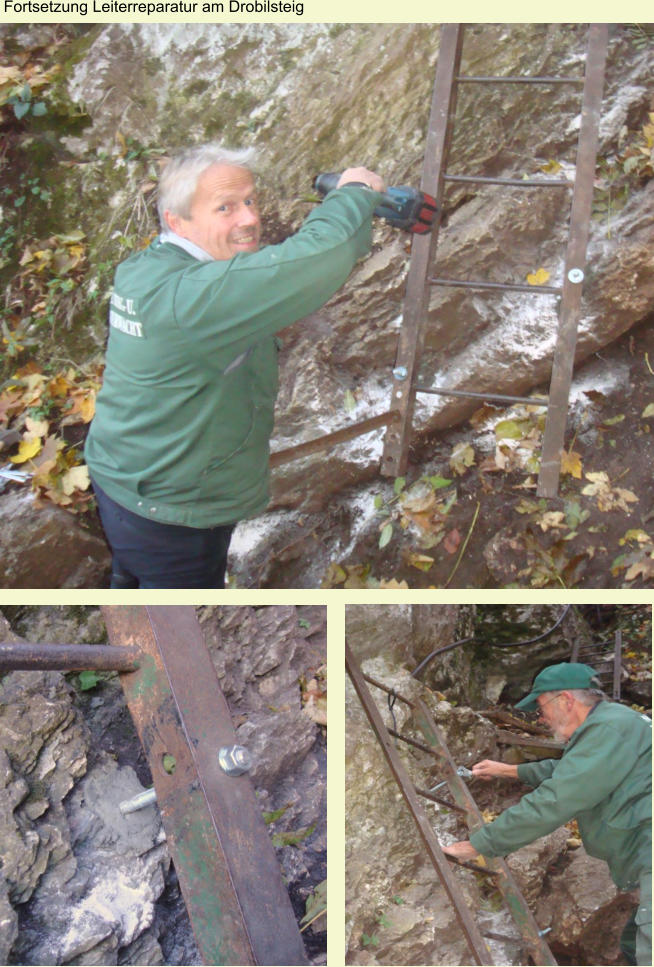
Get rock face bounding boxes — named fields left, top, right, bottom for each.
left=1, top=23, right=652, bottom=587
left=0, top=489, right=111, bottom=589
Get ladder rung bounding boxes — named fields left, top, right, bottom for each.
left=430, top=277, right=562, bottom=295
left=414, top=386, right=549, bottom=407
left=415, top=786, right=468, bottom=814
left=457, top=74, right=584, bottom=84
left=444, top=174, right=571, bottom=188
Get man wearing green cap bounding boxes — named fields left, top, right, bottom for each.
left=442, top=662, right=652, bottom=965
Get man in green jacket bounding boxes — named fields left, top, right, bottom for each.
left=442, top=662, right=652, bottom=965
left=85, top=143, right=385, bottom=587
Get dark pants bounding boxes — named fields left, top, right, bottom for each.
left=92, top=480, right=235, bottom=589
left=620, top=871, right=652, bottom=966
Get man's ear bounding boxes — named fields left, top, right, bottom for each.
left=165, top=210, right=186, bottom=237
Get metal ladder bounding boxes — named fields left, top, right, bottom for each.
left=0, top=606, right=308, bottom=967
left=346, top=642, right=558, bottom=966
left=571, top=628, right=623, bottom=700
left=381, top=23, right=609, bottom=498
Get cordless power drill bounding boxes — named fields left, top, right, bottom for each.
left=314, top=172, right=438, bottom=234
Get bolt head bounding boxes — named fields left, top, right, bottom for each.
left=392, top=366, right=408, bottom=380
left=218, top=744, right=252, bottom=776
left=567, top=268, right=584, bottom=284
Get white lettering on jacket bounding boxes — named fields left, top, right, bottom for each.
left=109, top=292, right=144, bottom=338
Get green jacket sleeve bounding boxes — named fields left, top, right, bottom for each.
left=469, top=718, right=642, bottom=858
left=166, top=186, right=382, bottom=365
left=517, top=758, right=557, bottom=786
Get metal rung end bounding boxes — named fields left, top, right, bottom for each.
left=430, top=277, right=562, bottom=295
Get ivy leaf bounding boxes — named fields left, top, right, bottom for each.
left=393, top=476, right=406, bottom=495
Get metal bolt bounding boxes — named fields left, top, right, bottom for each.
left=567, top=267, right=584, bottom=284
left=218, top=745, right=252, bottom=776
left=538, top=927, right=552, bottom=937
left=119, top=787, right=157, bottom=815
left=456, top=765, right=474, bottom=779
left=392, top=366, right=408, bottom=381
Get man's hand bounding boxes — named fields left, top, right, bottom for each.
left=472, top=759, right=519, bottom=781
left=441, top=840, right=479, bottom=861
left=337, top=167, right=385, bottom=193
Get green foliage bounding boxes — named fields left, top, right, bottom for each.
left=7, top=83, right=47, bottom=121
left=77, top=669, right=101, bottom=691
left=299, top=879, right=326, bottom=931
left=361, top=933, right=379, bottom=948
left=271, top=823, right=316, bottom=847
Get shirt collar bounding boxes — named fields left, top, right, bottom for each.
left=159, top=230, right=214, bottom=262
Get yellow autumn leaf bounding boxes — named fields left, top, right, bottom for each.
left=449, top=442, right=475, bottom=476
left=60, top=464, right=90, bottom=495
left=526, top=267, right=551, bottom=286
left=24, top=416, right=49, bottom=439
left=620, top=529, right=652, bottom=546
left=538, top=511, right=566, bottom=532
left=407, top=553, right=435, bottom=572
left=9, top=437, right=42, bottom=464
left=378, top=578, right=410, bottom=589
left=560, top=448, right=583, bottom=478
left=642, top=403, right=654, bottom=419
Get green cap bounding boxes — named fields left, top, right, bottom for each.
left=515, top=662, right=600, bottom=712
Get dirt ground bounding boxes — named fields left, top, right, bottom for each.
left=254, top=315, right=653, bottom=589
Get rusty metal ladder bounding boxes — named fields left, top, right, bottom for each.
left=346, top=642, right=558, bottom=966
left=381, top=23, right=609, bottom=497
left=0, top=606, right=309, bottom=967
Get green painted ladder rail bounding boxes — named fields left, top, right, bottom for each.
left=346, top=642, right=558, bottom=966
left=381, top=23, right=609, bottom=499
left=0, top=608, right=309, bottom=967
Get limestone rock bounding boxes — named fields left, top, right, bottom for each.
left=0, top=489, right=110, bottom=589
left=535, top=848, right=636, bottom=964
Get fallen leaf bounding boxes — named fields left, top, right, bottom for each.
left=443, top=529, right=461, bottom=554
left=449, top=442, right=475, bottom=476
left=643, top=403, right=654, bottom=419
left=406, top=552, right=434, bottom=572
left=60, top=464, right=90, bottom=495
left=9, top=437, right=41, bottom=463
left=526, top=267, right=551, bottom=285
left=560, top=448, right=583, bottom=479
left=538, top=511, right=566, bottom=532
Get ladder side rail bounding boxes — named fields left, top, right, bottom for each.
left=345, top=643, right=494, bottom=965
left=381, top=23, right=465, bottom=477
left=613, top=629, right=622, bottom=700
left=537, top=24, right=610, bottom=496
left=413, top=699, right=558, bottom=966
left=103, top=605, right=308, bottom=967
